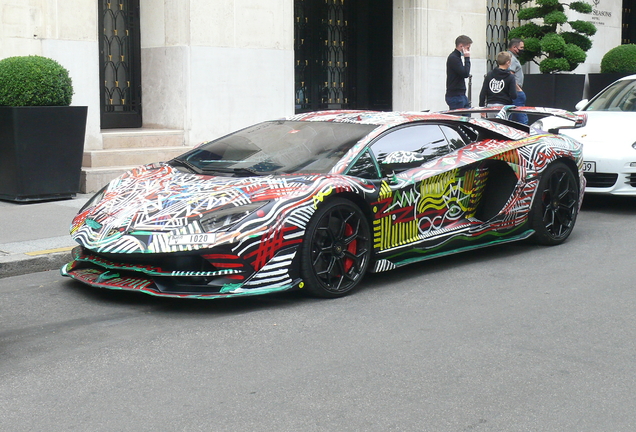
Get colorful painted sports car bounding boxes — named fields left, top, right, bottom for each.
left=62, top=108, right=586, bottom=299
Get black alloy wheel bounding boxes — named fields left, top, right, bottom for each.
left=301, top=198, right=371, bottom=298
left=529, top=161, right=579, bottom=245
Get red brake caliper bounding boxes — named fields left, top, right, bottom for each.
left=344, top=224, right=356, bottom=272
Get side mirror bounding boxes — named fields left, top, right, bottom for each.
left=575, top=99, right=588, bottom=111
left=380, top=150, right=425, bottom=176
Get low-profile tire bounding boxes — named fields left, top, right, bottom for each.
left=301, top=198, right=371, bottom=298
left=528, top=161, right=579, bottom=245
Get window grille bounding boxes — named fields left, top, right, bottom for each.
left=486, top=0, right=519, bottom=71
left=294, top=0, right=355, bottom=113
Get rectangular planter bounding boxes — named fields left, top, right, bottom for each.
left=0, top=106, right=88, bottom=202
left=524, top=74, right=586, bottom=112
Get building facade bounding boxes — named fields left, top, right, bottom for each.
left=0, top=0, right=626, bottom=191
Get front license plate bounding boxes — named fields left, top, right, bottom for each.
left=168, top=233, right=216, bottom=246
left=582, top=161, right=596, bottom=173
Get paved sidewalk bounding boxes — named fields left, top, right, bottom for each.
left=0, top=194, right=91, bottom=278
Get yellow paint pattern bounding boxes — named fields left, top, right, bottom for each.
left=373, top=168, right=486, bottom=252
left=312, top=185, right=333, bottom=208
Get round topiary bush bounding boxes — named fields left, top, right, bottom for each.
left=600, top=44, right=636, bottom=74
left=0, top=55, right=73, bottom=106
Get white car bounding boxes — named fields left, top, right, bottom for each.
left=541, top=75, right=636, bottom=195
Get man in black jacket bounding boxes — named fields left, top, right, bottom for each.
left=445, top=35, right=473, bottom=109
left=479, top=51, right=517, bottom=109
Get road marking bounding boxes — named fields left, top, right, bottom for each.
left=25, top=246, right=75, bottom=256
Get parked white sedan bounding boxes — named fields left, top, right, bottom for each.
left=548, top=75, right=636, bottom=195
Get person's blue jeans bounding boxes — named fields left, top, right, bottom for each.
left=510, top=90, right=528, bottom=124
left=445, top=94, right=470, bottom=110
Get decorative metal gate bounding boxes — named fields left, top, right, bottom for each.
left=624, top=0, right=636, bottom=44
left=294, top=0, right=355, bottom=113
left=486, top=0, right=519, bottom=70
left=99, top=0, right=142, bottom=129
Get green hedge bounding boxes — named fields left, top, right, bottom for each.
left=600, top=45, right=636, bottom=74
left=0, top=55, right=73, bottom=106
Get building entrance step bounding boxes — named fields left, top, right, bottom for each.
left=81, top=128, right=189, bottom=193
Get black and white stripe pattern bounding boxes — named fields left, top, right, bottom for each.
left=373, top=259, right=396, bottom=272
left=243, top=250, right=296, bottom=288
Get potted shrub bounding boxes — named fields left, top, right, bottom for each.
left=509, top=0, right=597, bottom=111
left=588, top=44, right=636, bottom=98
left=0, top=55, right=87, bottom=202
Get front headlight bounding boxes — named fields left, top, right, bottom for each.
left=200, top=202, right=268, bottom=232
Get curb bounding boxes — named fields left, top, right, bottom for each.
left=0, top=248, right=74, bottom=279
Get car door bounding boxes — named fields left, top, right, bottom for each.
left=358, top=123, right=487, bottom=254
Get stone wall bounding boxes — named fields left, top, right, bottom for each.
left=0, top=0, right=101, bottom=149
left=140, top=0, right=295, bottom=145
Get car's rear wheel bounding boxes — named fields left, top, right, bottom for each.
left=529, top=161, right=579, bottom=245
left=301, top=198, right=371, bottom=298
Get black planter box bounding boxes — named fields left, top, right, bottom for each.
left=524, top=74, right=586, bottom=112
left=587, top=73, right=634, bottom=100
left=0, top=106, right=88, bottom=202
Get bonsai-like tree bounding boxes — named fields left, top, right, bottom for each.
left=508, top=0, right=597, bottom=73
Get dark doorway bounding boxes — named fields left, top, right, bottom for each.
left=98, top=0, right=142, bottom=129
left=358, top=0, right=393, bottom=110
left=294, top=0, right=392, bottom=113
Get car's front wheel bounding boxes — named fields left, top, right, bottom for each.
left=529, top=161, right=579, bottom=245
left=301, top=198, right=371, bottom=298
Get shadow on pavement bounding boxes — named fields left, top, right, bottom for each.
left=61, top=241, right=527, bottom=314
left=62, top=277, right=319, bottom=315
left=581, top=194, right=636, bottom=215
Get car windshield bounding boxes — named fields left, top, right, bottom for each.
left=586, top=79, right=636, bottom=112
left=172, top=120, right=377, bottom=176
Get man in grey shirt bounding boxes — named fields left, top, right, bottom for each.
left=508, top=38, right=527, bottom=124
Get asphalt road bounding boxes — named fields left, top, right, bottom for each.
left=1, top=195, right=635, bottom=431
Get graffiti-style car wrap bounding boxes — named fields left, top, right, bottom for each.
left=62, top=108, right=586, bottom=299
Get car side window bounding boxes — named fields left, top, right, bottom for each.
left=370, top=124, right=451, bottom=164
left=440, top=125, right=475, bottom=151
left=587, top=79, right=636, bottom=111
left=347, top=149, right=380, bottom=179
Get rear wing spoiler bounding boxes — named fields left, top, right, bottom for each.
left=443, top=106, right=587, bottom=132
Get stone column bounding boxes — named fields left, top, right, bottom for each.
left=392, top=0, right=487, bottom=112
left=141, top=0, right=295, bottom=146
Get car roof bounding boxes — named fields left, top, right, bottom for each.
left=289, top=110, right=465, bottom=126
left=288, top=110, right=529, bottom=141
